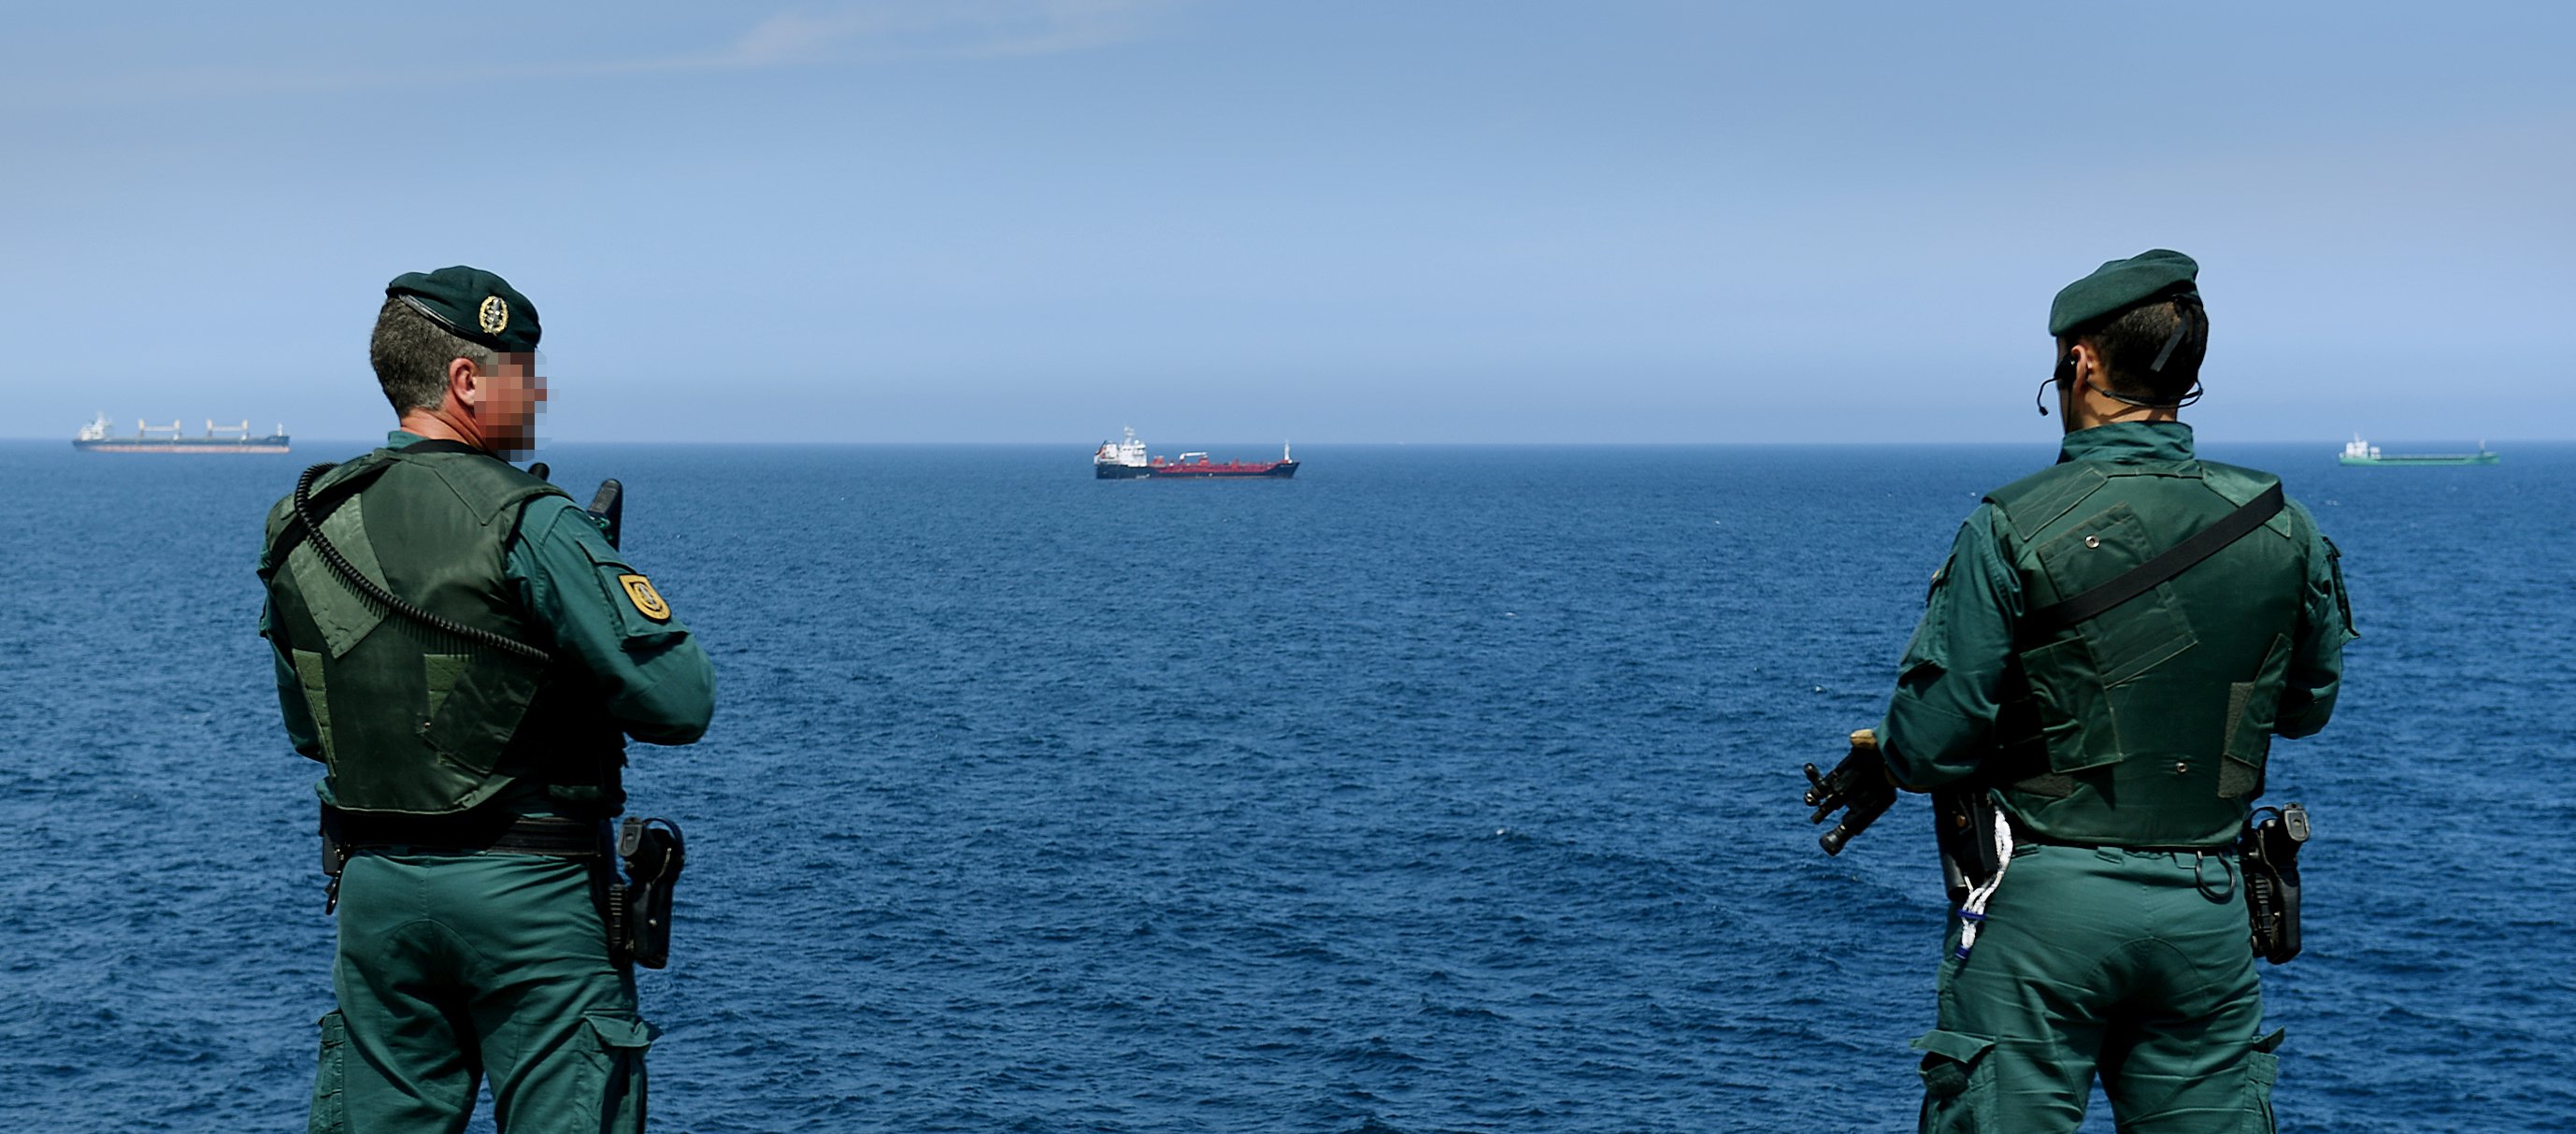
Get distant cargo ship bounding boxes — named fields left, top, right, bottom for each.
left=2340, top=435, right=2497, bottom=467
left=1093, top=427, right=1298, bottom=479
left=75, top=413, right=290, bottom=453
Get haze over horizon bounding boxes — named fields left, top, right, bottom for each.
left=5, top=3, right=2568, bottom=445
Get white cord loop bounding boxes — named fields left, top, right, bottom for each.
left=1953, top=805, right=2015, bottom=959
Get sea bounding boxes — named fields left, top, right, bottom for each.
left=2, top=438, right=2569, bottom=1133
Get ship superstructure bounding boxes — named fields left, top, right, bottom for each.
left=73, top=413, right=290, bottom=453
left=1093, top=427, right=1153, bottom=478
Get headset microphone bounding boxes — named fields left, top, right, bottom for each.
left=2037, top=352, right=2080, bottom=416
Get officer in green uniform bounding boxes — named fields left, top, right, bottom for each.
left=257, top=266, right=716, bottom=1133
left=1875, top=251, right=2355, bottom=1132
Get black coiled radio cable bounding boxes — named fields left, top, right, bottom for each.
left=292, top=462, right=553, bottom=665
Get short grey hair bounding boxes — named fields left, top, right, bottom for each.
left=368, top=295, right=496, bottom=413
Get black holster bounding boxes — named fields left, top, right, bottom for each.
left=320, top=805, right=351, bottom=913
left=1934, top=786, right=2000, bottom=908
left=607, top=817, right=685, bottom=969
left=2241, top=803, right=2310, bottom=964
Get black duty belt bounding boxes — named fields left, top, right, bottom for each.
left=2011, top=828, right=2234, bottom=855
left=330, top=808, right=603, bottom=856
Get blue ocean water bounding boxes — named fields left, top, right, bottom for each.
left=2, top=438, right=2570, bottom=1133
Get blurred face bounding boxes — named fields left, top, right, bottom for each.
left=476, top=352, right=548, bottom=457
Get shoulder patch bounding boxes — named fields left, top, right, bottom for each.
left=617, top=574, right=672, bottom=622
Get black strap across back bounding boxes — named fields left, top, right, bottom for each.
left=2023, top=483, right=2286, bottom=635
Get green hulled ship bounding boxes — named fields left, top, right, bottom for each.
left=2340, top=435, right=2497, bottom=467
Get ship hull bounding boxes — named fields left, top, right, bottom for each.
left=2339, top=452, right=2498, bottom=467
left=1095, top=464, right=1154, bottom=479
left=75, top=438, right=291, bottom=453
left=1148, top=460, right=1298, bottom=479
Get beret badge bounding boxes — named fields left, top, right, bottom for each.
left=387, top=266, right=539, bottom=352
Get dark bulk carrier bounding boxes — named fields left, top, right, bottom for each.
left=74, top=413, right=290, bottom=453
left=1093, top=427, right=1297, bottom=479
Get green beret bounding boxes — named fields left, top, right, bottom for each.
left=386, top=266, right=540, bottom=352
left=2048, top=249, right=2198, bottom=337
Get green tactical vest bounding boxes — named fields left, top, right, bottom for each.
left=1983, top=456, right=2310, bottom=848
left=260, top=444, right=626, bottom=817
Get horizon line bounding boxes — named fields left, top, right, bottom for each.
left=8, top=435, right=2565, bottom=448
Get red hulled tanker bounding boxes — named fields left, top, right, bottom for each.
left=1094, top=427, right=1298, bottom=479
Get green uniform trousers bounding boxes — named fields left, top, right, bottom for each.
left=308, top=850, right=651, bottom=1134
left=1914, top=843, right=2282, bottom=1134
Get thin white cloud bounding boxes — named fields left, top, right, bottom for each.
left=715, top=8, right=912, bottom=68
left=0, top=2, right=1180, bottom=110
left=712, top=0, right=1172, bottom=66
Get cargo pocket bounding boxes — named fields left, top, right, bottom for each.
left=422, top=653, right=468, bottom=724
left=2242, top=1028, right=2284, bottom=1133
left=2219, top=636, right=2292, bottom=797
left=2034, top=503, right=2198, bottom=687
left=1911, top=1028, right=1997, bottom=1133
left=420, top=655, right=545, bottom=776
left=2019, top=637, right=2121, bottom=773
left=580, top=1013, right=655, bottom=1134
left=291, top=650, right=336, bottom=767
left=307, top=1011, right=348, bottom=1134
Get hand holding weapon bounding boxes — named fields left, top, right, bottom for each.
left=1805, top=728, right=1898, bottom=856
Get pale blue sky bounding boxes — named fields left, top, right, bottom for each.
left=3, top=2, right=2568, bottom=443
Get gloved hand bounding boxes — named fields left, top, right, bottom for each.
left=1805, top=728, right=1899, bottom=855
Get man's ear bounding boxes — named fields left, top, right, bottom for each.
left=446, top=356, right=479, bottom=411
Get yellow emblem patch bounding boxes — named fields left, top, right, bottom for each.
left=618, top=574, right=671, bottom=622
left=479, top=294, right=510, bottom=335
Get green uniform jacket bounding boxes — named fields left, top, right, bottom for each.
left=1878, top=422, right=2356, bottom=843
left=259, top=432, right=716, bottom=809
